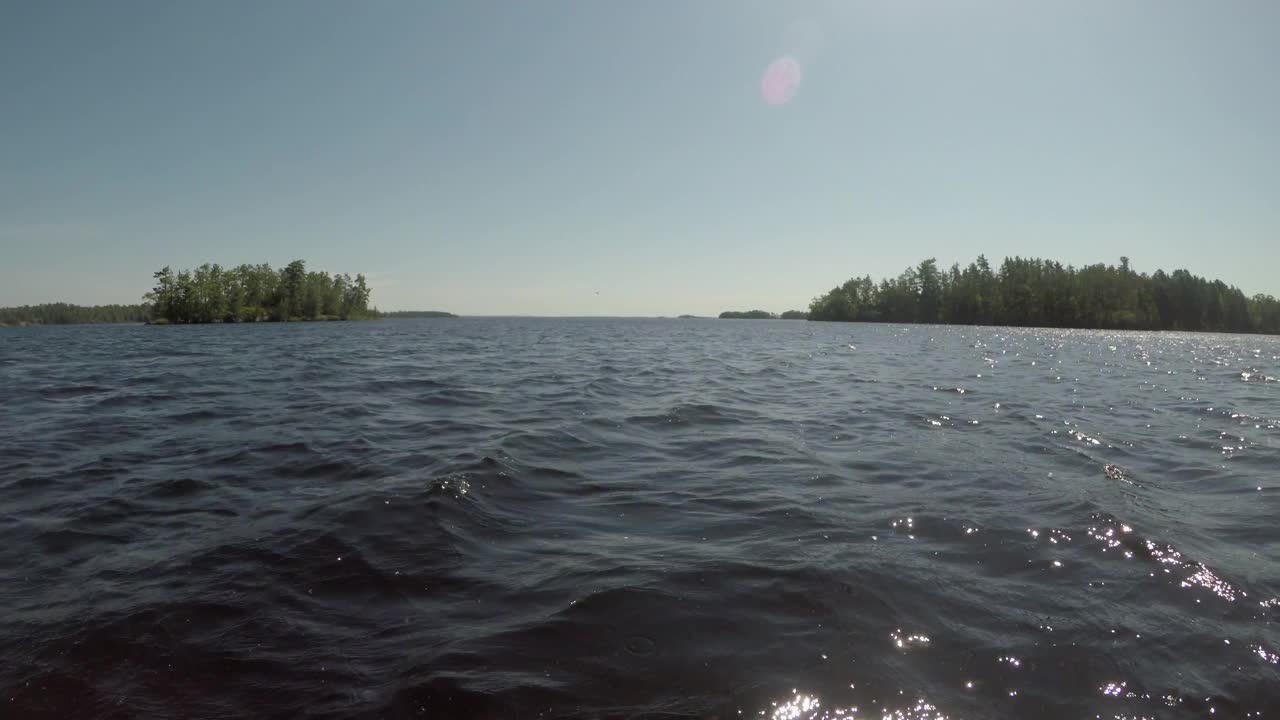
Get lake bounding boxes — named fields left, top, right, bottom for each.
left=1, top=318, right=1277, bottom=718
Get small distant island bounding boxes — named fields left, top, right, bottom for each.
left=808, top=255, right=1280, bottom=334
left=380, top=311, right=457, bottom=319
left=718, top=310, right=809, bottom=320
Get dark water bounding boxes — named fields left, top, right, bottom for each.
left=2, top=319, right=1278, bottom=719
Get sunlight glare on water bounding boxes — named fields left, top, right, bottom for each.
left=762, top=690, right=947, bottom=720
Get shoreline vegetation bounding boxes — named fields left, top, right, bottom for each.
left=380, top=311, right=457, bottom=319
left=0, top=303, right=149, bottom=327
left=140, top=263, right=450, bottom=325
left=0, top=304, right=461, bottom=327
left=145, top=260, right=372, bottom=324
left=5, top=255, right=1277, bottom=334
left=809, top=255, right=1280, bottom=335
left=718, top=310, right=809, bottom=320
left=0, top=260, right=386, bottom=326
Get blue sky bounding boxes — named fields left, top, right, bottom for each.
left=3, top=1, right=1277, bottom=315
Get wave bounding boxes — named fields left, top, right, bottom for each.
left=2, top=321, right=1278, bottom=719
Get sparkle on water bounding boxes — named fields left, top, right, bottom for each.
left=2, top=321, right=1276, bottom=719
left=763, top=690, right=947, bottom=720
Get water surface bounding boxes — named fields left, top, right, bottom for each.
left=1, top=319, right=1277, bottom=718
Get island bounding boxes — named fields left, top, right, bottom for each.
left=718, top=310, right=775, bottom=319
left=807, top=255, right=1280, bottom=334
left=380, top=311, right=457, bottom=319
left=780, top=310, right=809, bottom=320
left=145, top=260, right=373, bottom=324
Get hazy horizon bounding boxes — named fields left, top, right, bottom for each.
left=4, top=1, right=1278, bottom=316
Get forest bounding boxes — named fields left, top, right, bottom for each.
left=808, top=256, right=1280, bottom=335
left=0, top=303, right=149, bottom=326
left=145, top=260, right=373, bottom=324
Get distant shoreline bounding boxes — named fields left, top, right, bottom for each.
left=718, top=310, right=809, bottom=320
left=379, top=311, right=458, bottom=319
left=808, top=254, right=1280, bottom=335
left=5, top=315, right=1280, bottom=337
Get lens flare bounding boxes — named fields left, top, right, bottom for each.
left=762, top=56, right=802, bottom=106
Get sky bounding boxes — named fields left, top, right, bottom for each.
left=2, top=1, right=1278, bottom=315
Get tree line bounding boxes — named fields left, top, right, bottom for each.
left=0, top=303, right=150, bottom=326
left=146, top=260, right=373, bottom=324
left=809, top=255, right=1280, bottom=334
left=380, top=310, right=457, bottom=319
left=718, top=310, right=810, bottom=319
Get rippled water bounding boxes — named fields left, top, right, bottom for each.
left=2, top=318, right=1278, bottom=719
